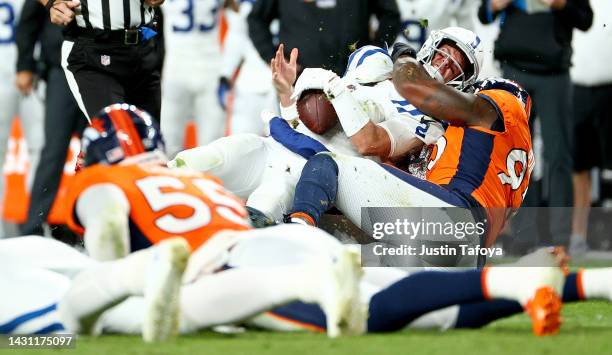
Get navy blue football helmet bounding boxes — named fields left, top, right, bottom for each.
left=474, top=77, right=532, bottom=117
left=80, top=103, right=165, bottom=167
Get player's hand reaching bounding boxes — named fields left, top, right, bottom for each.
left=48, top=0, right=80, bottom=27
left=271, top=43, right=298, bottom=103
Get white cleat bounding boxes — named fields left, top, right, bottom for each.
left=320, top=246, right=365, bottom=338
left=142, top=238, right=191, bottom=343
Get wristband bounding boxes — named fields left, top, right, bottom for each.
left=45, top=0, right=57, bottom=10
left=280, top=102, right=299, bottom=121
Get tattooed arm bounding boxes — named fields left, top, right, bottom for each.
left=392, top=57, right=498, bottom=129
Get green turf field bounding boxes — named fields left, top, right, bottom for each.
left=6, top=301, right=612, bottom=355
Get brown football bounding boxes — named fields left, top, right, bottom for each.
left=296, top=89, right=339, bottom=135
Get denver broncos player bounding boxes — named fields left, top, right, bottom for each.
left=286, top=73, right=533, bottom=267
left=424, top=77, right=533, bottom=246
left=64, top=103, right=364, bottom=338
left=65, top=104, right=251, bottom=260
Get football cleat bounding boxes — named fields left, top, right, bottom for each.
left=525, top=286, right=563, bottom=336
left=142, top=237, right=191, bottom=343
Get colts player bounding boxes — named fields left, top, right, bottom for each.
left=169, top=27, right=485, bottom=224
left=63, top=103, right=364, bottom=338
left=160, top=0, right=226, bottom=158
left=12, top=227, right=612, bottom=337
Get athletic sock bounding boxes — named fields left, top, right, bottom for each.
left=562, top=272, right=583, bottom=302
left=579, top=268, right=611, bottom=300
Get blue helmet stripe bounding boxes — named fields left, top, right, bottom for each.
left=344, top=47, right=391, bottom=76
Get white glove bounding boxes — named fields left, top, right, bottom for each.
left=291, top=68, right=338, bottom=101
left=322, top=75, right=371, bottom=137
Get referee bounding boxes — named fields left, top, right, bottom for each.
left=38, top=0, right=165, bottom=123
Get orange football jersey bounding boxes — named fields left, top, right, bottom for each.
left=65, top=163, right=251, bottom=251
left=426, top=89, right=534, bottom=245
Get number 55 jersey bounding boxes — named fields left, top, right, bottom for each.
left=65, top=163, right=251, bottom=251
left=426, top=86, right=534, bottom=245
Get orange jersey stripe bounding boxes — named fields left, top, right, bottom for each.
left=264, top=312, right=326, bottom=333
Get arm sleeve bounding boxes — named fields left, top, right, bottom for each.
left=220, top=7, right=249, bottom=78
left=557, top=0, right=593, bottom=31
left=76, top=184, right=131, bottom=261
left=371, top=0, right=401, bottom=47
left=477, top=0, right=501, bottom=25
left=247, top=0, right=278, bottom=64
left=15, top=0, right=45, bottom=72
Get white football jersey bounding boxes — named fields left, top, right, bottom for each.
left=162, top=0, right=222, bottom=72
left=295, top=79, right=444, bottom=159
left=395, top=0, right=478, bottom=49
left=0, top=0, right=24, bottom=76
left=221, top=1, right=274, bottom=94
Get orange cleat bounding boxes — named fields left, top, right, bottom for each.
left=524, top=286, right=563, bottom=336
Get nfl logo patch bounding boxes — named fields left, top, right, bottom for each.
left=101, top=55, right=111, bottom=66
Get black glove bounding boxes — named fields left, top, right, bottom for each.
left=391, top=42, right=417, bottom=63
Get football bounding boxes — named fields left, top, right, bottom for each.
left=296, top=89, right=339, bottom=135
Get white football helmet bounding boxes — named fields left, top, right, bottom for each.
left=417, top=27, right=484, bottom=91
left=343, top=45, right=394, bottom=85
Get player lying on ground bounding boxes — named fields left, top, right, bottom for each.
left=168, top=27, right=484, bottom=224
left=63, top=104, right=364, bottom=338
left=282, top=75, right=533, bottom=268
left=10, top=103, right=577, bottom=338
left=9, top=236, right=612, bottom=337
left=0, top=235, right=363, bottom=340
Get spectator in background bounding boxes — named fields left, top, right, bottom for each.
left=395, top=0, right=479, bottom=49
left=219, top=0, right=278, bottom=136
left=17, top=0, right=84, bottom=237
left=0, top=0, right=44, bottom=237
left=248, top=0, right=400, bottom=76
left=478, top=0, right=593, bottom=247
left=570, top=0, right=612, bottom=256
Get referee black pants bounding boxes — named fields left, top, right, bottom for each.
left=61, top=36, right=163, bottom=123
left=21, top=67, right=86, bottom=236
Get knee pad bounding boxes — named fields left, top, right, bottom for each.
left=306, top=153, right=339, bottom=176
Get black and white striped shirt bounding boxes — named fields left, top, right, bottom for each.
left=75, top=0, right=156, bottom=30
